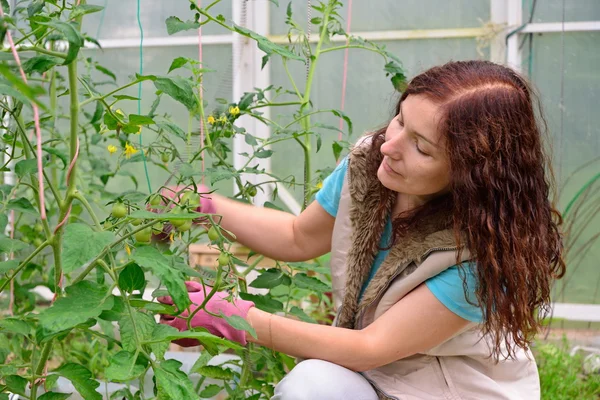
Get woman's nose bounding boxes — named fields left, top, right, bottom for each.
left=381, top=132, right=403, bottom=159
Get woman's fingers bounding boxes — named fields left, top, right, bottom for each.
left=185, top=281, right=207, bottom=292
left=157, top=295, right=174, bottom=305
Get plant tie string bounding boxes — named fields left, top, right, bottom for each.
left=0, top=4, right=46, bottom=220
left=197, top=0, right=206, bottom=185
left=137, top=0, right=152, bottom=193
left=337, top=0, right=353, bottom=161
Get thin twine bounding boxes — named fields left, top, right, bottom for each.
left=0, top=4, right=46, bottom=220
left=198, top=0, right=205, bottom=185
left=136, top=0, right=152, bottom=193
left=305, top=1, right=311, bottom=83
left=338, top=0, right=352, bottom=145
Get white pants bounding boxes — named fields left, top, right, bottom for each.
left=272, top=359, right=379, bottom=400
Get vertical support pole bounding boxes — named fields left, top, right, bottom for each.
left=490, top=0, right=508, bottom=64
left=506, top=0, right=523, bottom=71
left=232, top=0, right=272, bottom=206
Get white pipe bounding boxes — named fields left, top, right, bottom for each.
left=506, top=0, right=523, bottom=72
left=521, top=21, right=600, bottom=33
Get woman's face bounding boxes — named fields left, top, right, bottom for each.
left=377, top=95, right=451, bottom=203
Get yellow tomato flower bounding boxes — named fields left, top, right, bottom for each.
left=125, top=243, right=131, bottom=256
left=124, top=143, right=138, bottom=159
left=134, top=126, right=142, bottom=135
left=316, top=181, right=323, bottom=189
left=115, top=109, right=125, bottom=117
left=228, top=106, right=240, bottom=116
left=107, top=145, right=117, bottom=155
left=218, top=115, right=227, bottom=123
left=207, top=115, right=216, bottom=125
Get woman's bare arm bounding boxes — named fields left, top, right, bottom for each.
left=245, top=283, right=471, bottom=372
left=212, top=194, right=335, bottom=262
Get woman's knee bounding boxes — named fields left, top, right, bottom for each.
left=272, top=359, right=378, bottom=400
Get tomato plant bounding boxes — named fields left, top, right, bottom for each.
left=0, top=1, right=405, bottom=399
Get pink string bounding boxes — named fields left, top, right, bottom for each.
left=197, top=0, right=205, bottom=185
left=66, top=137, right=80, bottom=184
left=338, top=0, right=353, bottom=148
left=0, top=5, right=47, bottom=220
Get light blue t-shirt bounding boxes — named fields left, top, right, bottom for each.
left=316, top=157, right=483, bottom=323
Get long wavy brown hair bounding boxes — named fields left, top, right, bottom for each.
left=368, top=60, right=565, bottom=359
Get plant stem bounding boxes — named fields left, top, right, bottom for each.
left=9, top=46, right=67, bottom=59
left=0, top=239, right=51, bottom=293
left=79, top=78, right=147, bottom=108
left=72, top=191, right=102, bottom=230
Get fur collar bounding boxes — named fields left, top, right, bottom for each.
left=336, top=143, right=457, bottom=329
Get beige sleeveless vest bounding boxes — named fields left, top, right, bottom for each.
left=329, top=143, right=540, bottom=400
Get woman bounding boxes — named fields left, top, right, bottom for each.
left=158, top=60, right=565, bottom=399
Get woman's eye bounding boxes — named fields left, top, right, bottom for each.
left=415, top=141, right=429, bottom=156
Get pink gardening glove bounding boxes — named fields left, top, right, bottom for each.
left=150, top=184, right=217, bottom=242
left=158, top=281, right=255, bottom=346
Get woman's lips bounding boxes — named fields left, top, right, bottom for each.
left=382, top=160, right=401, bottom=176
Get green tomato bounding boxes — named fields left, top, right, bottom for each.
left=161, top=152, right=170, bottom=163
left=34, top=223, right=43, bottom=233
left=131, top=218, right=143, bottom=226
left=33, top=237, right=43, bottom=247
left=181, top=191, right=201, bottom=207
left=152, top=221, right=164, bottom=233
left=22, top=237, right=31, bottom=244
left=218, top=253, right=230, bottom=266
left=104, top=220, right=113, bottom=230
left=176, top=219, right=193, bottom=232
left=246, top=185, right=257, bottom=197
left=111, top=202, right=128, bottom=219
left=134, top=227, right=152, bottom=243
left=149, top=194, right=162, bottom=207
left=207, top=226, right=220, bottom=241
left=169, top=206, right=186, bottom=228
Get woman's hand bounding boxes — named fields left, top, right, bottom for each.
left=150, top=184, right=217, bottom=242
left=158, top=281, right=255, bottom=346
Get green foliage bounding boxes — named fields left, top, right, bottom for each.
left=535, top=341, right=600, bottom=399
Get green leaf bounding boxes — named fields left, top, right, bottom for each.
left=0, top=318, right=31, bottom=336
left=331, top=109, right=353, bottom=135
left=104, top=351, right=147, bottom=382
left=0, top=215, right=7, bottom=232
left=5, top=374, right=27, bottom=395
left=233, top=23, right=303, bottom=61
left=199, top=384, right=222, bottom=398
left=37, top=281, right=114, bottom=335
left=196, top=365, right=234, bottom=380
left=62, top=223, right=115, bottom=273
left=38, top=392, right=72, bottom=400
left=148, top=324, right=243, bottom=351
left=289, top=306, right=315, bottom=323
left=165, top=16, right=200, bottom=35
left=190, top=352, right=212, bottom=374
left=118, top=310, right=155, bottom=353
left=118, top=263, right=145, bottom=293
left=27, top=0, right=45, bottom=17
left=42, top=146, right=69, bottom=169
left=0, top=260, right=19, bottom=274
left=238, top=293, right=284, bottom=313
left=220, top=312, right=256, bottom=339
left=113, top=94, right=139, bottom=101
left=129, top=299, right=176, bottom=315
left=250, top=268, right=291, bottom=289
left=0, top=66, right=47, bottom=110
left=154, top=76, right=198, bottom=111
left=132, top=246, right=190, bottom=311
left=154, top=359, right=199, bottom=400
left=22, top=55, right=62, bottom=74
left=332, top=141, right=343, bottom=162
left=38, top=21, right=84, bottom=65
left=6, top=197, right=37, bottom=214
left=129, top=114, right=155, bottom=125
left=94, top=64, right=116, bottom=81
left=254, top=149, right=273, bottom=158
left=147, top=324, right=171, bottom=360
left=70, top=4, right=104, bottom=20
left=168, top=57, right=190, bottom=73
left=157, top=121, right=186, bottom=140
left=14, top=159, right=37, bottom=178
left=51, top=363, right=101, bottom=400
left=293, top=273, right=330, bottom=292
left=0, top=237, right=29, bottom=253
